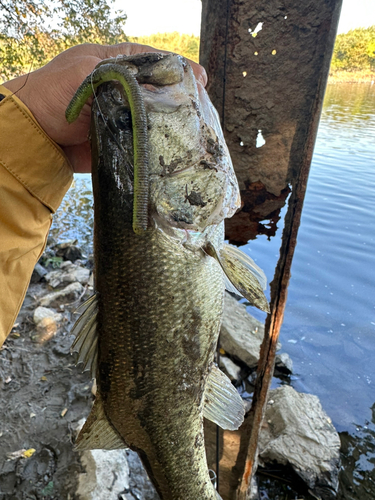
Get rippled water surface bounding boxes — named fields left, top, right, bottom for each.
left=246, top=83, right=375, bottom=498
left=280, top=84, right=375, bottom=428
left=51, top=82, right=375, bottom=498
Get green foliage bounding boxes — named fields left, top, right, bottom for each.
left=0, top=0, right=127, bottom=80
left=0, top=0, right=50, bottom=38
left=41, top=255, right=63, bottom=269
left=130, top=32, right=200, bottom=63
left=56, top=0, right=127, bottom=47
left=331, top=26, right=375, bottom=72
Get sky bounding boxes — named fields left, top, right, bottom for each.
left=117, top=0, right=375, bottom=37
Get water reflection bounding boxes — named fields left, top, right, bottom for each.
left=226, top=183, right=291, bottom=244
left=323, top=83, right=375, bottom=125
left=50, top=175, right=94, bottom=254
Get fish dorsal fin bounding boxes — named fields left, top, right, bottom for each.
left=203, top=365, right=245, bottom=431
left=76, top=394, right=127, bottom=450
left=71, top=293, right=99, bottom=378
left=205, top=242, right=270, bottom=313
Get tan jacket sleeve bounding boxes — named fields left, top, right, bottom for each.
left=0, top=84, right=73, bottom=347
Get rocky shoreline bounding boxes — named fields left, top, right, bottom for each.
left=0, top=240, right=340, bottom=499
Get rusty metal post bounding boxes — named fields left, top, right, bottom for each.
left=200, top=1, right=343, bottom=498
left=200, top=0, right=342, bottom=243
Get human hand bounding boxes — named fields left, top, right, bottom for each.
left=3, top=43, right=207, bottom=173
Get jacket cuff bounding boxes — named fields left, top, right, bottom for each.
left=0, top=85, right=73, bottom=213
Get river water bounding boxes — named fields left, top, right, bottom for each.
left=247, top=82, right=375, bottom=499
left=50, top=82, right=375, bottom=499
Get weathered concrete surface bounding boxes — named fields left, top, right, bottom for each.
left=258, top=386, right=341, bottom=499
left=200, top=0, right=342, bottom=242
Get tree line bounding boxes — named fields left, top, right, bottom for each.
left=330, top=26, right=375, bottom=73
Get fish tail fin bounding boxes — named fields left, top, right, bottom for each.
left=75, top=394, right=127, bottom=450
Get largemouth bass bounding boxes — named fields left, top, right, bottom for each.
left=66, top=53, right=269, bottom=500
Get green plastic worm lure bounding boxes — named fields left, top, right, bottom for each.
left=65, top=63, right=149, bottom=234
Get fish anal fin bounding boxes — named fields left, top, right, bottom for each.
left=203, top=365, right=245, bottom=431
left=76, top=395, right=127, bottom=450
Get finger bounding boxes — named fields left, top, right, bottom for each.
left=187, top=60, right=208, bottom=87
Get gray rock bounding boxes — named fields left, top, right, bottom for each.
left=258, top=385, right=340, bottom=499
left=45, top=261, right=90, bottom=288
left=126, top=450, right=160, bottom=499
left=32, top=307, right=64, bottom=343
left=220, top=356, right=242, bottom=383
left=33, top=317, right=58, bottom=342
left=73, top=420, right=159, bottom=500
left=55, top=244, right=83, bottom=262
left=53, top=239, right=78, bottom=248
left=33, top=306, right=63, bottom=325
left=76, top=448, right=130, bottom=500
left=30, top=262, right=48, bottom=283
left=39, top=282, right=84, bottom=307
left=221, top=293, right=276, bottom=368
left=249, top=477, right=259, bottom=500
left=74, top=418, right=130, bottom=500
left=274, top=352, right=293, bottom=375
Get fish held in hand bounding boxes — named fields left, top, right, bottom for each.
left=66, top=53, right=269, bottom=500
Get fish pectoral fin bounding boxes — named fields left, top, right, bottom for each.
left=203, top=365, right=245, bottom=431
left=71, top=293, right=99, bottom=379
left=205, top=242, right=270, bottom=313
left=76, top=394, right=127, bottom=450
left=223, top=274, right=243, bottom=297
